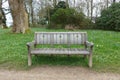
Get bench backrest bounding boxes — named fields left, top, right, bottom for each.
left=35, top=32, right=87, bottom=45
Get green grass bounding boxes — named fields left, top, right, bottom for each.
left=0, top=27, right=120, bottom=73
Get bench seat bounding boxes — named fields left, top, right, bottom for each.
left=31, top=48, right=90, bottom=55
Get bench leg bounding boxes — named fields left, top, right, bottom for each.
left=35, top=54, right=38, bottom=57
left=67, top=54, right=70, bottom=57
left=28, top=53, right=32, bottom=66
left=83, top=55, right=87, bottom=59
left=88, top=53, right=92, bottom=68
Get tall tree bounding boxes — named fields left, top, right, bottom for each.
left=0, top=0, right=2, bottom=25
left=8, top=0, right=29, bottom=33
left=106, top=0, right=109, bottom=8
left=45, top=0, right=51, bottom=24
left=0, top=0, right=7, bottom=28
left=90, top=0, right=93, bottom=20
left=113, top=0, right=116, bottom=3
left=66, top=0, right=68, bottom=7
left=74, top=0, right=75, bottom=7
left=24, top=0, right=34, bottom=24
left=85, top=0, right=90, bottom=17
left=29, top=0, right=33, bottom=24
left=53, top=0, right=57, bottom=7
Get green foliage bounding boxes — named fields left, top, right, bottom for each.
left=96, top=3, right=120, bottom=31
left=47, top=22, right=64, bottom=29
left=47, top=22, right=56, bottom=29
left=51, top=8, right=67, bottom=25
left=49, top=8, right=91, bottom=29
left=55, top=1, right=68, bottom=9
left=47, top=1, right=92, bottom=29
left=45, top=1, right=68, bottom=23
left=30, top=23, right=43, bottom=28
left=25, top=28, right=31, bottom=33
left=39, top=18, right=47, bottom=25
left=81, top=18, right=93, bottom=29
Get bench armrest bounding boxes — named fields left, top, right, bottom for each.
left=26, top=41, right=35, bottom=47
left=26, top=41, right=36, bottom=51
left=84, top=41, right=94, bottom=51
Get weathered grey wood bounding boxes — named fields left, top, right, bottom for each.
left=50, top=34, right=54, bottom=47
left=35, top=32, right=87, bottom=44
left=67, top=33, right=70, bottom=47
left=27, top=45, right=32, bottom=66
left=30, top=48, right=89, bottom=55
left=89, top=53, right=92, bottom=68
left=28, top=53, right=32, bottom=66
left=27, top=41, right=35, bottom=47
left=27, top=32, right=94, bottom=67
left=84, top=41, right=94, bottom=52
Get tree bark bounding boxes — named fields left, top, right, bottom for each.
left=90, top=0, right=93, bottom=20
left=46, top=4, right=50, bottom=24
left=113, top=0, right=116, bottom=3
left=0, top=0, right=7, bottom=28
left=30, top=0, right=34, bottom=24
left=86, top=0, right=90, bottom=17
left=53, top=0, right=57, bottom=7
left=66, top=0, right=68, bottom=7
left=8, top=0, right=29, bottom=33
left=74, top=0, right=75, bottom=7
left=106, top=0, right=108, bottom=8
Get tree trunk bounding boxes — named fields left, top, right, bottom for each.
left=113, top=0, right=116, bottom=3
left=8, top=0, right=29, bottom=33
left=74, top=0, right=75, bottom=7
left=0, top=0, right=7, bottom=28
left=90, top=0, right=93, bottom=20
left=53, top=0, right=57, bottom=7
left=47, top=6, right=50, bottom=24
left=106, top=0, right=108, bottom=8
left=66, top=0, right=68, bottom=7
left=0, top=0, right=2, bottom=24
left=30, top=0, right=34, bottom=24
left=86, top=0, right=90, bottom=17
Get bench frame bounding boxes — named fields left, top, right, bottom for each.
left=27, top=32, right=94, bottom=67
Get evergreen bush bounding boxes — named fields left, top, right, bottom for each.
left=96, top=3, right=120, bottom=31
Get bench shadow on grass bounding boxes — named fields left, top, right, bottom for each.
left=32, top=55, right=88, bottom=67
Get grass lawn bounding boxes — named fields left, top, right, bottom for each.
left=0, top=27, right=120, bottom=73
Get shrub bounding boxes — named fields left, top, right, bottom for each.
left=46, top=1, right=68, bottom=23
left=96, top=3, right=120, bottom=31
left=51, top=8, right=67, bottom=25
left=47, top=23, right=64, bottom=29
left=47, top=23, right=56, bottom=29
left=81, top=18, right=94, bottom=29
left=49, top=8, right=90, bottom=29
left=39, top=18, right=47, bottom=25
left=46, top=1, right=92, bottom=29
left=55, top=1, right=69, bottom=9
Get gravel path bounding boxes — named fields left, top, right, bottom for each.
left=0, top=66, right=120, bottom=80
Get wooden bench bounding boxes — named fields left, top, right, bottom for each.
left=27, top=32, right=94, bottom=67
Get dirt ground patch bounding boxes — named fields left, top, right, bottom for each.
left=0, top=66, right=120, bottom=80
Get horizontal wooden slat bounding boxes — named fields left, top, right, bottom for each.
left=31, top=48, right=89, bottom=55
left=31, top=48, right=69, bottom=54
left=69, top=48, right=89, bottom=54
